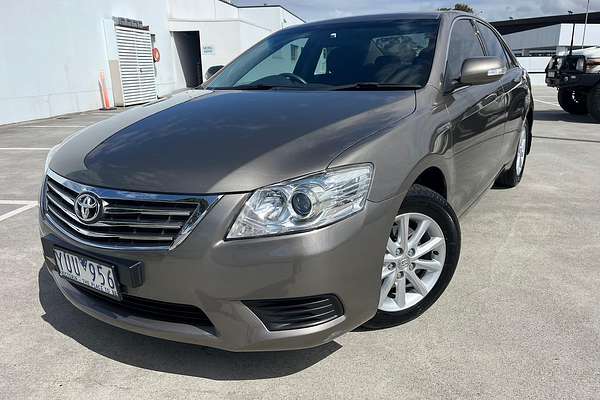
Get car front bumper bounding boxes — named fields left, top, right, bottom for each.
left=546, top=70, right=600, bottom=88
left=40, top=193, right=400, bottom=351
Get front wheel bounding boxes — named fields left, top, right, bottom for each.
left=363, top=185, right=460, bottom=329
left=558, top=88, right=588, bottom=115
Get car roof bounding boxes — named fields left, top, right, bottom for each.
left=299, top=12, right=442, bottom=27
left=284, top=11, right=475, bottom=32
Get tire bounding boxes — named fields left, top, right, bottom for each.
left=558, top=88, right=588, bottom=115
left=363, top=185, right=460, bottom=330
left=495, top=122, right=529, bottom=188
left=587, top=84, right=600, bottom=122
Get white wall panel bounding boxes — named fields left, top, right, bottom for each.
left=0, top=0, right=302, bottom=125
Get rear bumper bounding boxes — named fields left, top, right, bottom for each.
left=40, top=193, right=400, bottom=351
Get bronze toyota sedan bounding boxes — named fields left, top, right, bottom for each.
left=40, top=12, right=533, bottom=351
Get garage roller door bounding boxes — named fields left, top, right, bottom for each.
left=115, top=26, right=157, bottom=106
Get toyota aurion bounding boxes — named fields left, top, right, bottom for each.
left=40, top=12, right=533, bottom=351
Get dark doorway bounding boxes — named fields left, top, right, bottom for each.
left=173, top=31, right=202, bottom=87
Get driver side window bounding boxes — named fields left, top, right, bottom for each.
left=238, top=38, right=308, bottom=85
left=445, top=19, right=485, bottom=89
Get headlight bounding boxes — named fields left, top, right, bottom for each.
left=586, top=58, right=600, bottom=73
left=576, top=58, right=586, bottom=72
left=44, top=144, right=60, bottom=173
left=556, top=57, right=564, bottom=70
left=227, top=164, right=373, bottom=239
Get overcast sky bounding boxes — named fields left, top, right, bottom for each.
left=233, top=0, right=597, bottom=22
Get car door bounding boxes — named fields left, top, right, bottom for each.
left=443, top=18, right=507, bottom=213
left=476, top=21, right=529, bottom=167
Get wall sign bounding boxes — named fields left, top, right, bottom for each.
left=202, top=46, right=215, bottom=56
left=113, top=16, right=148, bottom=30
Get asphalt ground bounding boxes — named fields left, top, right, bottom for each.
left=0, top=86, right=598, bottom=399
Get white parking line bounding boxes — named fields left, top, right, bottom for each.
left=0, top=148, right=52, bottom=151
left=534, top=98, right=561, bottom=107
left=18, top=125, right=85, bottom=128
left=0, top=201, right=38, bottom=223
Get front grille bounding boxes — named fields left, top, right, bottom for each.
left=244, top=295, right=344, bottom=331
left=44, top=170, right=220, bottom=250
left=73, top=283, right=213, bottom=327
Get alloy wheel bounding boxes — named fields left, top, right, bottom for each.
left=379, top=212, right=446, bottom=312
left=516, top=125, right=527, bottom=176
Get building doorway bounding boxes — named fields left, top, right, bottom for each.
left=173, top=31, right=203, bottom=87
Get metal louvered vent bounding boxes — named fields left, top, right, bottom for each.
left=115, top=25, right=157, bottom=106
left=43, top=170, right=220, bottom=251
left=244, top=295, right=344, bottom=331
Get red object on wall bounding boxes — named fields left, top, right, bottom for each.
left=152, top=47, right=160, bottom=62
left=99, top=71, right=112, bottom=110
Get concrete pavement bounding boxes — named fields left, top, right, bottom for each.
left=0, top=87, right=598, bottom=399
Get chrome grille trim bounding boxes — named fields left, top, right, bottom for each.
left=43, top=169, right=221, bottom=251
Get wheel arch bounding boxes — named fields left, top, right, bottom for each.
left=526, top=104, right=533, bottom=154
left=413, top=166, right=448, bottom=199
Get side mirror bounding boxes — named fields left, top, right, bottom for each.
left=205, top=65, right=224, bottom=81
left=460, top=57, right=506, bottom=86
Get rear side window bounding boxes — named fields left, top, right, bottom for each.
left=476, top=22, right=509, bottom=67
left=445, top=19, right=485, bottom=87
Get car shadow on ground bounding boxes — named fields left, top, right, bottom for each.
left=533, top=109, right=596, bottom=124
left=37, top=266, right=341, bottom=380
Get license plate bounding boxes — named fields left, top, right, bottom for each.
left=54, top=248, right=121, bottom=300
left=547, top=71, right=556, bottom=78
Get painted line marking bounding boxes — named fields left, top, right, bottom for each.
left=0, top=201, right=38, bottom=223
left=534, top=98, right=561, bottom=107
left=533, top=135, right=600, bottom=144
left=0, top=147, right=52, bottom=151
left=18, top=125, right=85, bottom=128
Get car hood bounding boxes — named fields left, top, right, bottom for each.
left=571, top=46, right=600, bottom=57
left=50, top=89, right=415, bottom=194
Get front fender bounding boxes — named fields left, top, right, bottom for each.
left=328, top=90, right=453, bottom=206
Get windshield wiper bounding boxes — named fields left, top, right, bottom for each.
left=329, top=82, right=422, bottom=91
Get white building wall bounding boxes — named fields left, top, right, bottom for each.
left=239, top=7, right=303, bottom=31
left=558, top=23, right=600, bottom=47
left=168, top=0, right=225, bottom=20
left=215, top=1, right=240, bottom=19
left=168, top=19, right=272, bottom=83
left=504, top=25, right=562, bottom=53
left=504, top=23, right=600, bottom=54
left=281, top=9, right=305, bottom=28
left=168, top=3, right=302, bottom=81
left=516, top=57, right=551, bottom=86
left=1, top=0, right=303, bottom=125
left=0, top=0, right=178, bottom=125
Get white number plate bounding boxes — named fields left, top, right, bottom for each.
left=547, top=71, right=556, bottom=78
left=54, top=248, right=121, bottom=300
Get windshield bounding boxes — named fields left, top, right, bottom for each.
left=206, top=19, right=439, bottom=91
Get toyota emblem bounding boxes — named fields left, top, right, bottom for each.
left=74, top=193, right=102, bottom=223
